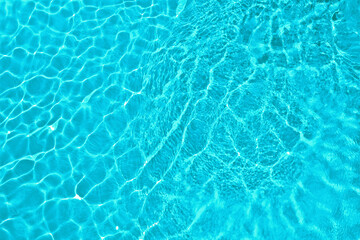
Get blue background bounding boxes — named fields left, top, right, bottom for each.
left=0, top=0, right=360, bottom=239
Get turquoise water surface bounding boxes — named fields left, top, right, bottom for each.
left=1, top=0, right=360, bottom=239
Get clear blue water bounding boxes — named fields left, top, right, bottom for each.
left=1, top=0, right=360, bottom=239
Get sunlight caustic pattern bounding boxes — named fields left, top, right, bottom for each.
left=0, top=0, right=360, bottom=239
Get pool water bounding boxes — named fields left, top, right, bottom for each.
left=1, top=0, right=360, bottom=239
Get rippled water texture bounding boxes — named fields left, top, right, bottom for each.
left=1, top=0, right=360, bottom=239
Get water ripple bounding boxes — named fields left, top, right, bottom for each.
left=0, top=0, right=359, bottom=239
